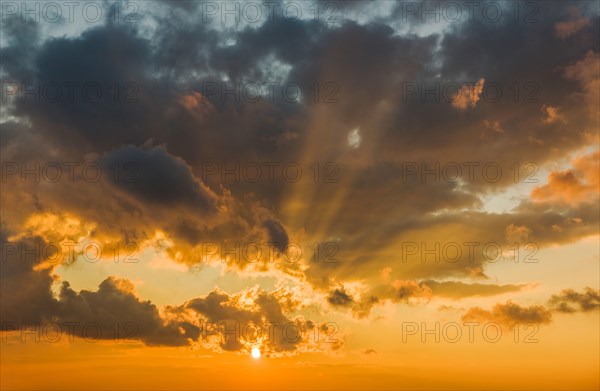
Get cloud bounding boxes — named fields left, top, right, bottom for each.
left=1, top=1, right=599, bottom=341
left=261, top=219, right=290, bottom=253
left=548, top=287, right=600, bottom=313
left=1, top=231, right=341, bottom=353
left=531, top=150, right=599, bottom=205
left=462, top=301, right=553, bottom=328
left=327, top=287, right=354, bottom=307
left=555, top=7, right=591, bottom=38
left=541, top=105, right=567, bottom=124
left=421, top=281, right=526, bottom=299
left=387, top=280, right=432, bottom=302
left=0, top=231, right=195, bottom=346
left=451, top=78, right=485, bottom=110
left=181, top=287, right=344, bottom=356
left=100, top=145, right=219, bottom=211
left=563, top=51, right=600, bottom=134
left=462, top=287, right=600, bottom=328
left=57, top=277, right=197, bottom=346
left=327, top=280, right=526, bottom=319
left=0, top=231, right=58, bottom=327
left=325, top=286, right=379, bottom=318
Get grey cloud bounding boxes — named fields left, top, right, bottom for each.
left=57, top=277, right=197, bottom=346
left=99, top=145, right=218, bottom=212
left=548, top=287, right=600, bottom=313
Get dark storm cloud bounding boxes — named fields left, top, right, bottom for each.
left=0, top=230, right=58, bottom=327
left=99, top=145, right=218, bottom=212
left=1, top=13, right=296, bottom=267
left=15, top=23, right=164, bottom=154
left=262, top=219, right=290, bottom=252
left=2, top=1, right=597, bottom=165
left=57, top=277, right=198, bottom=346
left=0, top=231, right=196, bottom=346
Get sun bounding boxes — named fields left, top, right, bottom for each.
left=251, top=347, right=261, bottom=359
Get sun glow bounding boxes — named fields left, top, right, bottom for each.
left=251, top=347, right=261, bottom=359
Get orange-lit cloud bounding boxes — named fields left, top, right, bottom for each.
left=462, top=301, right=553, bottom=328
left=452, top=78, right=485, bottom=110
left=555, top=7, right=591, bottom=38
left=531, top=150, right=599, bottom=205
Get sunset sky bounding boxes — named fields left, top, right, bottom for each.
left=1, top=1, right=599, bottom=390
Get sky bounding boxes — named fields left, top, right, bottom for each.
left=0, top=0, right=599, bottom=390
